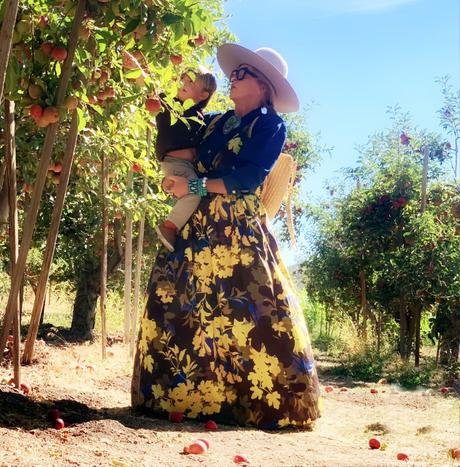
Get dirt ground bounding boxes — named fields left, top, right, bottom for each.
left=0, top=340, right=459, bottom=467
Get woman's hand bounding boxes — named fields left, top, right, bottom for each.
left=164, top=175, right=189, bottom=198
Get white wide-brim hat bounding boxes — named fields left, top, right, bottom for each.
left=217, top=43, right=299, bottom=113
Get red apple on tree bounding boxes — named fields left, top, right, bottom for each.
left=38, top=15, right=49, bottom=29
left=51, top=46, right=67, bottom=62
left=132, top=163, right=142, bottom=173
left=170, top=54, right=183, bottom=65
left=28, top=84, right=43, bottom=99
left=194, top=34, right=205, bottom=46
left=29, top=104, right=43, bottom=119
left=145, top=97, right=161, bottom=113
left=43, top=106, right=59, bottom=124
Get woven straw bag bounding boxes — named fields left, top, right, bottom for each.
left=260, top=153, right=297, bottom=247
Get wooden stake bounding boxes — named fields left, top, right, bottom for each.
left=124, top=171, right=133, bottom=343
left=0, top=0, right=87, bottom=363
left=130, top=129, right=151, bottom=355
left=5, top=99, right=20, bottom=385
left=100, top=153, right=109, bottom=359
left=0, top=0, right=20, bottom=103
left=22, top=111, right=79, bottom=364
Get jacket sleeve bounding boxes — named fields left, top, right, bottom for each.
left=222, top=114, right=287, bottom=194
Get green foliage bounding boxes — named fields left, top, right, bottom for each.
left=302, top=98, right=460, bottom=362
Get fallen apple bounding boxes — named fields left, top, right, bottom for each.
left=370, top=389, right=378, bottom=394
left=205, top=420, right=217, bottom=431
left=20, top=382, right=31, bottom=394
left=369, top=438, right=381, bottom=450
left=233, top=454, right=250, bottom=465
left=169, top=411, right=184, bottom=423
left=397, top=453, right=409, bottom=461
left=54, top=418, right=65, bottom=429
left=448, top=448, right=460, bottom=459
left=439, top=387, right=449, bottom=394
left=184, top=440, right=208, bottom=455
left=324, top=386, right=334, bottom=393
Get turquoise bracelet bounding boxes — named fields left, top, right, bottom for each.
left=188, top=177, right=208, bottom=196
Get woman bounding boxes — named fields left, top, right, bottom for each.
left=132, top=44, right=321, bottom=429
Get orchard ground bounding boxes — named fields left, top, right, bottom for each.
left=1, top=338, right=459, bottom=467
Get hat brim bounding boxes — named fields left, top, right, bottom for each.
left=217, top=43, right=299, bottom=113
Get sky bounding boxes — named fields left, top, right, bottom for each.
left=219, top=0, right=459, bottom=264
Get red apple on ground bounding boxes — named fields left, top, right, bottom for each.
left=184, top=440, right=208, bottom=454
left=370, top=389, right=378, bottom=394
left=170, top=54, right=183, bottom=65
left=448, top=449, right=460, bottom=459
left=324, top=386, right=334, bottom=393
left=205, top=420, right=217, bottom=431
left=145, top=97, right=161, bottom=113
left=233, top=454, right=250, bottom=464
left=54, top=418, right=65, bottom=429
left=369, top=438, right=381, bottom=450
left=20, top=383, right=31, bottom=394
left=439, top=387, right=449, bottom=394
left=169, top=411, right=184, bottom=423
left=397, top=453, right=409, bottom=461
left=51, top=46, right=67, bottom=61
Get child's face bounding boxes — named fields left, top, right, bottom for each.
left=177, top=73, right=208, bottom=104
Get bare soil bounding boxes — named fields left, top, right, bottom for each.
left=0, top=340, right=459, bottom=467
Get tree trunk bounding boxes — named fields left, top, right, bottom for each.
left=69, top=247, right=122, bottom=341
left=70, top=256, right=100, bottom=341
left=399, top=295, right=408, bottom=359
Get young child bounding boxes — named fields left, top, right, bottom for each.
left=155, top=67, right=217, bottom=251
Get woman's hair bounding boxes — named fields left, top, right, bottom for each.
left=253, top=68, right=275, bottom=111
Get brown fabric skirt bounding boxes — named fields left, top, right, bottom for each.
left=131, top=194, right=321, bottom=429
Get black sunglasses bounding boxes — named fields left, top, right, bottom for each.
left=229, top=67, right=258, bottom=82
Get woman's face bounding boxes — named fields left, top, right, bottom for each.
left=229, top=64, right=266, bottom=105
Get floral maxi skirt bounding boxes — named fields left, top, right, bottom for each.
left=131, top=194, right=321, bottom=429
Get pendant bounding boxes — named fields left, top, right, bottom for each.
left=222, top=113, right=241, bottom=135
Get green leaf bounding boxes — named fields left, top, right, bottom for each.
left=77, top=108, right=86, bottom=131
left=124, top=69, right=142, bottom=79
left=182, top=98, right=194, bottom=110
left=124, top=18, right=141, bottom=35
left=161, top=13, right=183, bottom=25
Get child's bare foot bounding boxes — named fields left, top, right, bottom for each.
left=155, top=223, right=176, bottom=252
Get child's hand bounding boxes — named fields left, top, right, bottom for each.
left=161, top=177, right=175, bottom=193
left=164, top=176, right=189, bottom=198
